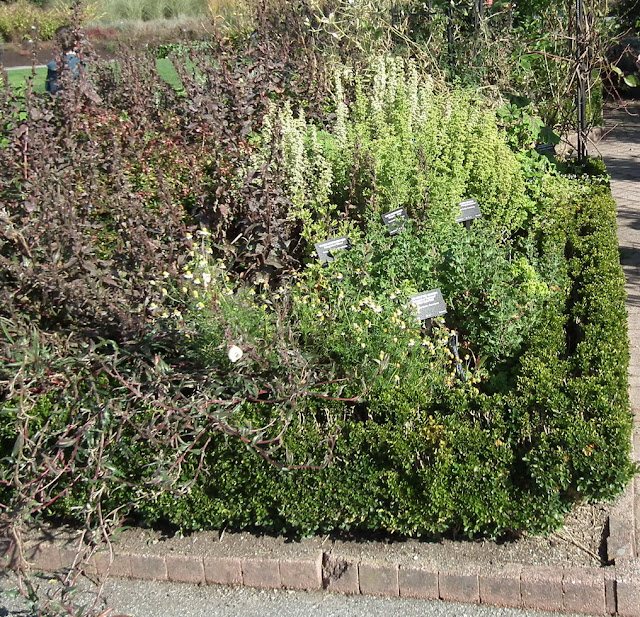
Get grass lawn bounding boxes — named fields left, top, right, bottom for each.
left=4, top=58, right=182, bottom=92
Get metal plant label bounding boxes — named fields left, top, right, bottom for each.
left=409, top=289, right=447, bottom=321
left=315, top=236, right=351, bottom=263
left=456, top=198, right=482, bottom=224
left=382, top=208, right=408, bottom=235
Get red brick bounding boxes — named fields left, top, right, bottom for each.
left=438, top=568, right=479, bottom=604
left=129, top=554, right=167, bottom=581
left=617, top=571, right=640, bottom=617
left=0, top=539, right=15, bottom=569
left=204, top=556, right=242, bottom=586
left=563, top=567, right=606, bottom=615
left=241, top=557, right=281, bottom=589
left=58, top=548, right=78, bottom=569
left=605, top=571, right=617, bottom=616
left=479, top=565, right=522, bottom=609
left=166, top=555, right=205, bottom=584
left=323, top=554, right=360, bottom=595
left=29, top=544, right=61, bottom=572
left=358, top=562, right=399, bottom=597
left=521, top=566, right=563, bottom=612
left=92, top=552, right=132, bottom=578
left=399, top=565, right=439, bottom=600
left=279, top=553, right=323, bottom=590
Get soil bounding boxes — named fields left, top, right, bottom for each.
left=23, top=500, right=613, bottom=571
left=1, top=41, right=120, bottom=68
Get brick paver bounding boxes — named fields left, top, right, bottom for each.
left=596, top=101, right=640, bottom=563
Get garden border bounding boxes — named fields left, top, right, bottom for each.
left=1, top=536, right=640, bottom=616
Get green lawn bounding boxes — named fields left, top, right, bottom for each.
left=4, top=58, right=182, bottom=92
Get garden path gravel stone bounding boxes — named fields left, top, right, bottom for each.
left=596, top=101, right=640, bottom=572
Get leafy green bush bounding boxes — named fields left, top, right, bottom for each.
left=0, top=0, right=70, bottom=41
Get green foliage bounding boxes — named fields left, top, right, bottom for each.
left=95, top=0, right=210, bottom=24
left=0, top=0, right=71, bottom=41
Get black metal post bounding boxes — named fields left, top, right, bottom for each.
left=474, top=0, right=483, bottom=30
left=447, top=0, right=455, bottom=71
left=575, top=0, right=588, bottom=162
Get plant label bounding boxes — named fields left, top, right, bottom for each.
left=382, top=208, right=408, bottom=235
left=409, top=289, right=447, bottom=321
left=456, top=198, right=482, bottom=224
left=315, top=236, right=351, bottom=263
left=535, top=143, right=556, bottom=156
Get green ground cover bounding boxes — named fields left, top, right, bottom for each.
left=4, top=57, right=181, bottom=91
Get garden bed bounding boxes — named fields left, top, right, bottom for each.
left=0, top=0, right=634, bottom=568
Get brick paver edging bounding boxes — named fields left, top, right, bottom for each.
left=2, top=542, right=640, bottom=616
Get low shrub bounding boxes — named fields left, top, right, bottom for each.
left=0, top=0, right=71, bottom=42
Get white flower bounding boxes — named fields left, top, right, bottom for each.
left=202, top=272, right=212, bottom=288
left=183, top=271, right=193, bottom=280
left=228, top=345, right=243, bottom=363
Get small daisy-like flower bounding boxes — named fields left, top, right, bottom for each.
left=149, top=280, right=157, bottom=286
left=193, top=290, right=199, bottom=298
left=149, top=303, right=158, bottom=311
left=183, top=271, right=193, bottom=279
left=194, top=279, right=201, bottom=285
left=361, top=343, right=366, bottom=348
left=186, top=233, right=193, bottom=240
left=335, top=272, right=343, bottom=280
left=163, top=271, right=170, bottom=278
left=161, top=312, right=169, bottom=318
left=228, top=345, right=243, bottom=363
left=196, top=302, right=205, bottom=310
left=393, top=374, right=400, bottom=382
left=162, top=288, right=168, bottom=296
left=173, top=309, right=182, bottom=318
left=408, top=339, right=415, bottom=346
